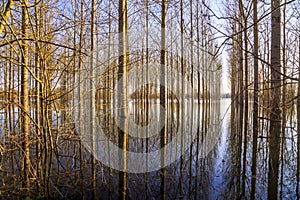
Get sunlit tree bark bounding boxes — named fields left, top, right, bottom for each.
left=20, top=0, right=30, bottom=190
left=34, top=0, right=43, bottom=193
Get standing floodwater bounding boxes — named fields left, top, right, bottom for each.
left=0, top=99, right=298, bottom=199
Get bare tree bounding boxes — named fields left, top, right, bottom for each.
left=90, top=0, right=96, bottom=198
left=0, top=0, right=14, bottom=35
left=160, top=0, right=167, bottom=199
left=251, top=0, right=259, bottom=199
left=118, top=0, right=128, bottom=199
left=268, top=0, right=281, bottom=198
left=20, top=0, right=30, bottom=190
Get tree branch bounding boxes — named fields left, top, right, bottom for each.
left=0, top=0, right=14, bottom=36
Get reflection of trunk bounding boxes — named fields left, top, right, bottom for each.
left=195, top=103, right=201, bottom=197
left=21, top=0, right=30, bottom=189
left=201, top=100, right=208, bottom=199
left=4, top=44, right=8, bottom=140
left=160, top=0, right=167, bottom=199
left=268, top=0, right=281, bottom=199
left=251, top=0, right=258, bottom=198
left=118, top=0, right=128, bottom=199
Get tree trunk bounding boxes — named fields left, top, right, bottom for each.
left=179, top=0, right=185, bottom=198
left=230, top=19, right=237, bottom=134
left=280, top=2, right=287, bottom=197
left=118, top=0, right=128, bottom=199
left=238, top=0, right=244, bottom=137
left=145, top=0, right=150, bottom=198
left=34, top=0, right=43, bottom=192
left=251, top=0, right=259, bottom=199
left=160, top=0, right=167, bottom=199
left=188, top=0, right=193, bottom=197
left=242, top=18, right=248, bottom=198
left=268, top=0, right=281, bottom=198
left=90, top=0, right=96, bottom=198
left=21, top=0, right=30, bottom=190
left=78, top=0, right=85, bottom=197
left=237, top=1, right=244, bottom=197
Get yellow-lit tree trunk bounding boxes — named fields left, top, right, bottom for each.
left=21, top=0, right=30, bottom=189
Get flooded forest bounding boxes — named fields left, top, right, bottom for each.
left=0, top=0, right=300, bottom=199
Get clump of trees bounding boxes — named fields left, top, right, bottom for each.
left=224, top=0, right=300, bottom=198
left=0, top=0, right=221, bottom=198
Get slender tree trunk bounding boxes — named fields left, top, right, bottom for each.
left=238, top=0, right=244, bottom=136
left=231, top=20, right=237, bottom=133
left=242, top=16, right=248, bottom=197
left=201, top=4, right=205, bottom=105
left=106, top=2, right=113, bottom=197
left=78, top=0, right=85, bottom=197
left=118, top=0, right=128, bottom=199
left=188, top=1, right=193, bottom=197
left=251, top=0, right=259, bottom=199
left=34, top=0, right=43, bottom=193
left=179, top=0, right=185, bottom=198
left=21, top=0, right=30, bottom=190
left=8, top=29, right=15, bottom=180
left=280, top=2, right=287, bottom=198
left=3, top=36, right=8, bottom=181
left=160, top=0, right=167, bottom=199
left=196, top=1, right=201, bottom=103
left=72, top=1, right=78, bottom=196
left=90, top=0, right=96, bottom=198
left=237, top=1, right=244, bottom=197
left=268, top=0, right=281, bottom=199
left=145, top=1, right=149, bottom=198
